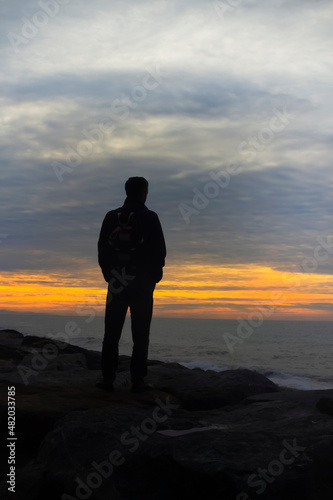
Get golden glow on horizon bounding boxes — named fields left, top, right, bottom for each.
left=0, top=263, right=332, bottom=320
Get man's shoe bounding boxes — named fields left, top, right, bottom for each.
left=96, top=380, right=114, bottom=392
left=131, top=382, right=153, bottom=394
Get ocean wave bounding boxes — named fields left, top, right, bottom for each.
left=178, top=360, right=333, bottom=391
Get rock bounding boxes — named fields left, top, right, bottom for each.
left=15, top=389, right=333, bottom=500
left=21, top=335, right=53, bottom=346
left=19, top=352, right=87, bottom=372
left=21, top=335, right=102, bottom=368
left=0, top=328, right=24, bottom=345
left=57, top=353, right=87, bottom=370
left=0, top=343, right=27, bottom=362
left=0, top=329, right=333, bottom=500
left=316, top=397, right=333, bottom=417
left=0, top=359, right=17, bottom=372
left=147, top=364, right=279, bottom=410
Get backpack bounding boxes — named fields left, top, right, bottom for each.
left=108, top=210, right=144, bottom=269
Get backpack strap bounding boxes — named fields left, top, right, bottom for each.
left=118, top=211, right=135, bottom=226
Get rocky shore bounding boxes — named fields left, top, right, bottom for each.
left=0, top=328, right=333, bottom=500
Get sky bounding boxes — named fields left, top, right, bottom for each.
left=1, top=0, right=332, bottom=320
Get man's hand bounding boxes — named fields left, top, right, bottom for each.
left=155, top=269, right=163, bottom=283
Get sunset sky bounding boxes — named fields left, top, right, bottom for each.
left=1, top=0, right=332, bottom=320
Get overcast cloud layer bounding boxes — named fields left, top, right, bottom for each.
left=1, top=0, right=332, bottom=282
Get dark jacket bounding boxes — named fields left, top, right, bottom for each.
left=98, top=197, right=166, bottom=284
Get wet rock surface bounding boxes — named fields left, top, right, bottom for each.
left=0, top=329, right=333, bottom=499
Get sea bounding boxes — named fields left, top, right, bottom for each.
left=1, top=312, right=332, bottom=391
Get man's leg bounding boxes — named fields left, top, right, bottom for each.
left=101, top=290, right=128, bottom=384
left=129, top=281, right=155, bottom=385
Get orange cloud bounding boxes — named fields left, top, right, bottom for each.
left=1, top=263, right=332, bottom=320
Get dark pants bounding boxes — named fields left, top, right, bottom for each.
left=101, top=272, right=155, bottom=383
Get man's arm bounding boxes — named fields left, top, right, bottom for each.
left=150, top=212, right=166, bottom=283
left=97, top=212, right=113, bottom=282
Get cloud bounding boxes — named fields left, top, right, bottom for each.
left=1, top=153, right=333, bottom=276
left=295, top=303, right=333, bottom=311
left=1, top=0, right=332, bottom=291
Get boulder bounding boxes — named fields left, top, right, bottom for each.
left=0, top=329, right=333, bottom=500
left=147, top=363, right=278, bottom=410
left=0, top=329, right=24, bottom=345
left=14, top=388, right=333, bottom=500
left=316, top=397, right=333, bottom=417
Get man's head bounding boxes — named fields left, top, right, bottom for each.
left=125, top=177, right=149, bottom=203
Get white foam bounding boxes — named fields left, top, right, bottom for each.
left=178, top=360, right=226, bottom=372
left=178, top=360, right=333, bottom=391
left=264, top=371, right=333, bottom=391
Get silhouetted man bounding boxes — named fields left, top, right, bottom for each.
left=98, top=177, right=166, bottom=393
